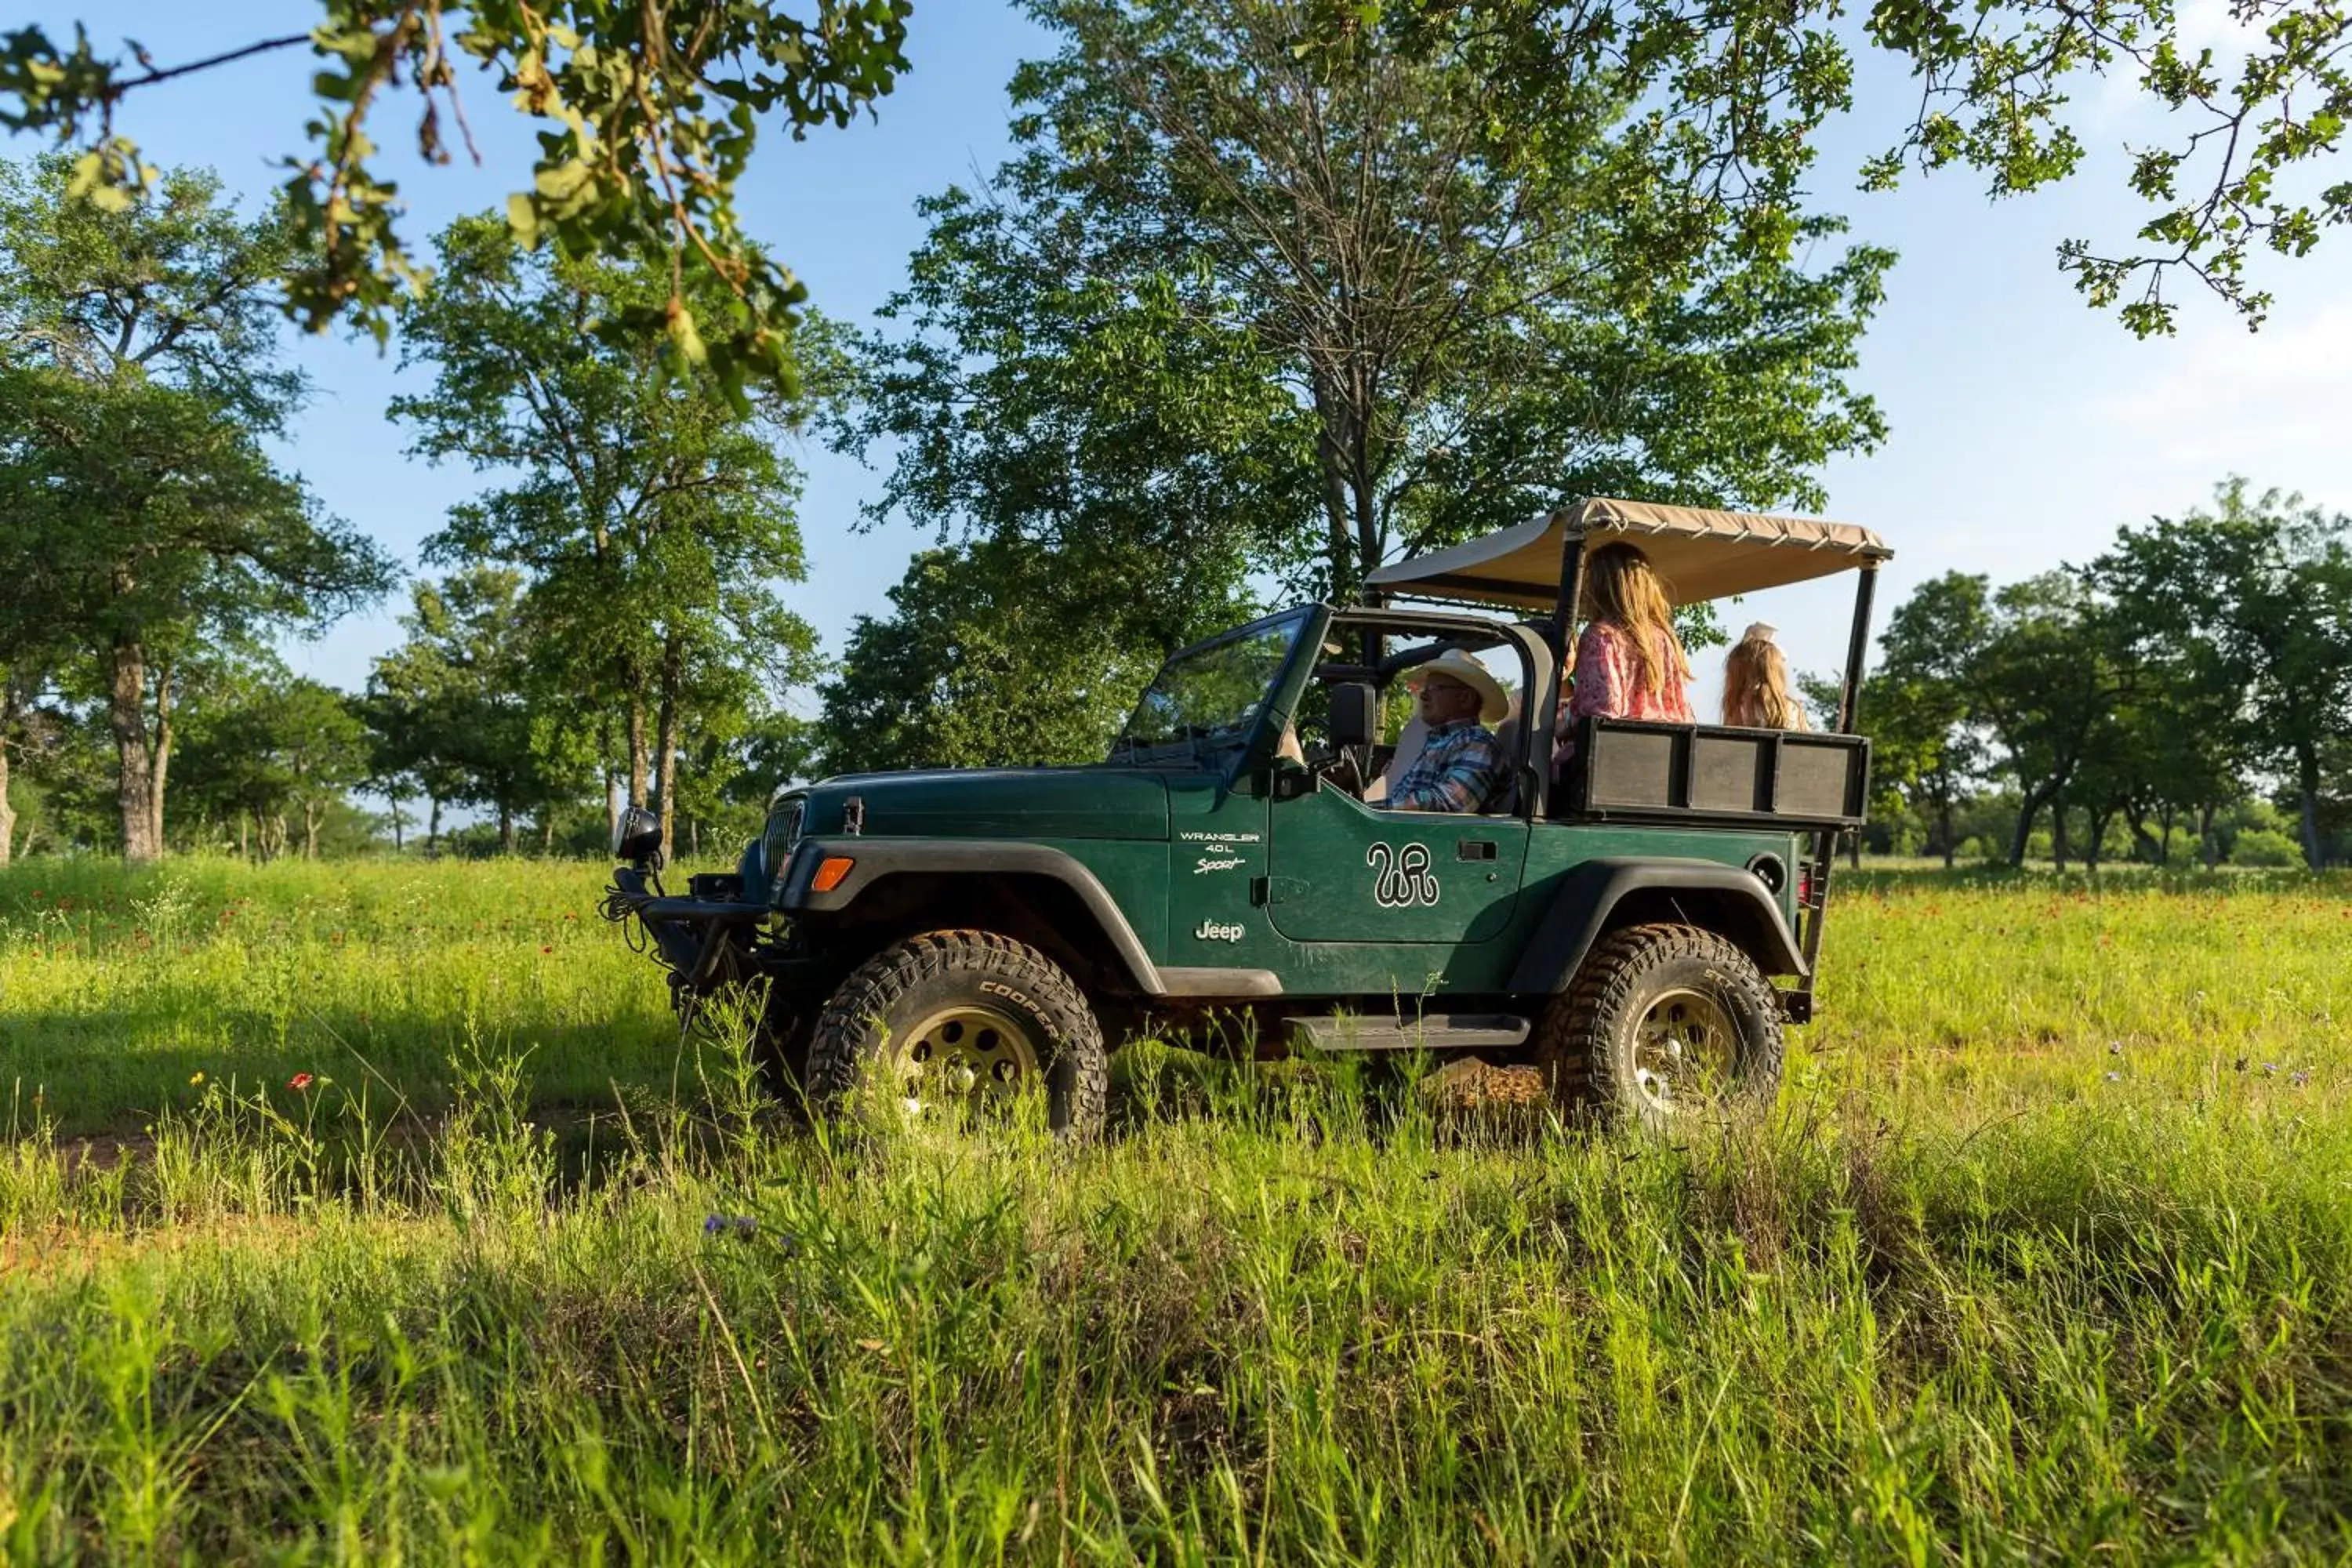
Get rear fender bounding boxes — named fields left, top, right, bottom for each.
left=1507, top=856, right=1806, bottom=993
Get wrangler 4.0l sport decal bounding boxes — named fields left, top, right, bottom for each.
left=1367, top=842, right=1439, bottom=909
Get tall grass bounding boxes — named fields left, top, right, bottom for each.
left=0, top=856, right=672, bottom=1134
left=1, top=859, right=2349, bottom=1560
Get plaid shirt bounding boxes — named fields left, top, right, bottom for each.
left=1388, top=720, right=1507, bottom=813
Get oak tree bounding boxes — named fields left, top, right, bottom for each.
left=390, top=214, right=820, bottom=856
left=0, top=156, right=391, bottom=859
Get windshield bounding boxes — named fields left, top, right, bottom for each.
left=1112, top=612, right=1307, bottom=764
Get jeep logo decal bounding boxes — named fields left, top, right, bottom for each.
left=1367, top=842, right=1439, bottom=909
left=1192, top=920, right=1246, bottom=942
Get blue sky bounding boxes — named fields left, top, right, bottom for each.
left=19, top=2, right=2352, bottom=717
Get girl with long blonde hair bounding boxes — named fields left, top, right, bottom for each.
left=1722, top=622, right=1810, bottom=729
left=1566, top=543, right=1693, bottom=717
left=1553, top=543, right=1693, bottom=771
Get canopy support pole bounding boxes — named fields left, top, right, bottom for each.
left=1539, top=512, right=1589, bottom=818
left=1837, top=562, right=1879, bottom=735
left=1798, top=561, right=1882, bottom=1002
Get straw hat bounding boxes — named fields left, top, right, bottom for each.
left=1405, top=648, right=1509, bottom=724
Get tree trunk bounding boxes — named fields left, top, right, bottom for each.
left=499, top=800, right=515, bottom=855
left=2296, top=743, right=2324, bottom=869
left=1350, top=459, right=1381, bottom=601
left=2007, top=790, right=2044, bottom=868
left=2199, top=801, right=2218, bottom=870
left=109, top=638, right=162, bottom=862
left=601, top=712, right=622, bottom=848
left=0, top=741, right=13, bottom=867
left=653, top=634, right=683, bottom=857
left=1938, top=797, right=1957, bottom=869
left=387, top=789, right=406, bottom=852
left=627, top=691, right=650, bottom=810
left=148, top=659, right=172, bottom=855
left=2050, top=800, right=2068, bottom=873
left=2085, top=808, right=2113, bottom=874
left=304, top=800, right=321, bottom=860
left=2156, top=804, right=2174, bottom=866
left=1310, top=378, right=1356, bottom=597
left=428, top=795, right=442, bottom=856
left=238, top=813, right=250, bottom=862
left=543, top=815, right=556, bottom=855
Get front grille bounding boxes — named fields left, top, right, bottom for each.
left=764, top=800, right=804, bottom=894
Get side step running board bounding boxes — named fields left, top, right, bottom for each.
left=1289, top=1013, right=1532, bottom=1052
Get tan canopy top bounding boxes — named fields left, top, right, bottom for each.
left=1365, top=497, right=1893, bottom=610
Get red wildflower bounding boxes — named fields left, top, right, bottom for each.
left=289, top=1072, right=315, bottom=1092
left=541, top=945, right=554, bottom=954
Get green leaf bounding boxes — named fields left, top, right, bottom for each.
left=504, top=192, right=540, bottom=248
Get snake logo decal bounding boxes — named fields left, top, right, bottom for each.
left=1367, top=842, right=1440, bottom=909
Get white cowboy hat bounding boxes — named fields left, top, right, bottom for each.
left=1405, top=648, right=1509, bottom=724
left=1740, top=622, right=1779, bottom=643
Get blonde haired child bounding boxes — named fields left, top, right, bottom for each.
left=1722, top=622, right=1810, bottom=730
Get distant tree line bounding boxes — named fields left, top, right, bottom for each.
left=0, top=155, right=817, bottom=864
left=1838, top=481, right=2352, bottom=871
left=3, top=0, right=2349, bottom=869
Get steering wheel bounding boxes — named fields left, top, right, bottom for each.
left=1306, top=748, right=1367, bottom=799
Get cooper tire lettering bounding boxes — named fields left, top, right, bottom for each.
left=1367, top=841, right=1440, bottom=909
left=980, top=979, right=1040, bottom=1015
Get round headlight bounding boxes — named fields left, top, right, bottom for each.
left=612, top=804, right=662, bottom=862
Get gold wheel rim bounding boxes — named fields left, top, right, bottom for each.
left=1632, top=987, right=1737, bottom=1115
left=891, top=1003, right=1043, bottom=1112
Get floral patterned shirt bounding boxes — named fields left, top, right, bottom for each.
left=1555, top=622, right=1693, bottom=766
left=1569, top=622, right=1693, bottom=724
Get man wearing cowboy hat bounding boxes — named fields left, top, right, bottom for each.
left=1388, top=648, right=1511, bottom=813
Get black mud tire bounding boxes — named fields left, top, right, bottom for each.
left=1536, top=923, right=1784, bottom=1131
left=805, top=931, right=1110, bottom=1139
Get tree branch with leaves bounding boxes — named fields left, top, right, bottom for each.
left=1, top=0, right=911, bottom=397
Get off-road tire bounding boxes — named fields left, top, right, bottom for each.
left=805, top=931, right=1109, bottom=1139
left=1537, top=923, right=1784, bottom=1131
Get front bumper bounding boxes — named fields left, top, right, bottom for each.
left=605, top=866, right=772, bottom=989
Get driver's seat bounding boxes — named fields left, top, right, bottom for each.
left=1366, top=713, right=1429, bottom=806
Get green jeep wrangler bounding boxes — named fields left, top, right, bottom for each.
left=606, top=499, right=1889, bottom=1135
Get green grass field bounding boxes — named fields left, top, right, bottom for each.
left=3, top=858, right=2350, bottom=1562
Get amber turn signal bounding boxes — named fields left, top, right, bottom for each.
left=811, top=856, right=856, bottom=894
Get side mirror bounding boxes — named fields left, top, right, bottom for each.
left=1330, top=682, right=1377, bottom=749
left=612, top=804, right=662, bottom=866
